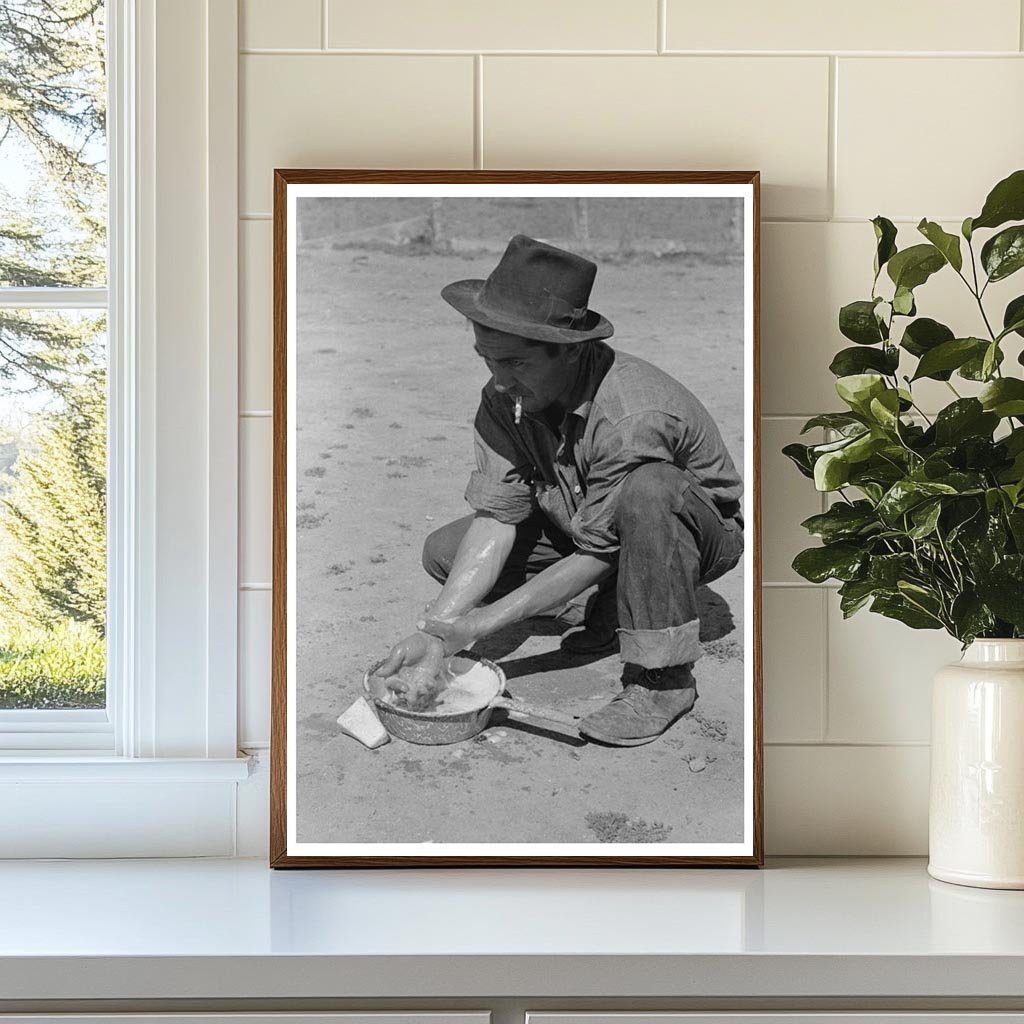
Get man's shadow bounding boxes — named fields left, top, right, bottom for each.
left=469, top=584, right=736, bottom=682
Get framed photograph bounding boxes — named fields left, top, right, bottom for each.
left=270, top=170, right=762, bottom=867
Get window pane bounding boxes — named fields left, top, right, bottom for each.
left=0, top=1, right=107, bottom=289
left=0, top=309, right=105, bottom=709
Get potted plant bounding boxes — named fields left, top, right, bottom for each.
left=785, top=169, right=1024, bottom=889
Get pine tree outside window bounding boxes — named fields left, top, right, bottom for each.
left=0, top=1, right=109, bottom=738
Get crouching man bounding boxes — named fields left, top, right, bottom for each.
left=377, top=234, right=743, bottom=746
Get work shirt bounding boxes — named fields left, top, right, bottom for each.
left=464, top=341, right=743, bottom=560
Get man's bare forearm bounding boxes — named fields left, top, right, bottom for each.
left=468, top=551, right=613, bottom=638
left=424, top=515, right=517, bottom=621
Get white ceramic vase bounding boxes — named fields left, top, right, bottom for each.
left=929, top=639, right=1024, bottom=889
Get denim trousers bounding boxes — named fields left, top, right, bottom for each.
left=421, top=463, right=743, bottom=669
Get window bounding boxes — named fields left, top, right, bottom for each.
left=0, top=0, right=110, bottom=748
left=0, top=0, right=246, bottom=857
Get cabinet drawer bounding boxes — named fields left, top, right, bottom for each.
left=0, top=1016, right=490, bottom=1024
left=529, top=1016, right=1024, bottom=1024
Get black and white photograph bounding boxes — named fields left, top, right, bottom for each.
left=272, top=172, right=761, bottom=865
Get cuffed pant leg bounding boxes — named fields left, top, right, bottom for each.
left=613, top=463, right=743, bottom=669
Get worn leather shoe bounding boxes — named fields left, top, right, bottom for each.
left=578, top=665, right=697, bottom=746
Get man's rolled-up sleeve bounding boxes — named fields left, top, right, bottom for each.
left=464, top=397, right=536, bottom=525
left=570, top=412, right=682, bottom=557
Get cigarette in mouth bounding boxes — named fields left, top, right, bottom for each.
left=514, top=396, right=523, bottom=425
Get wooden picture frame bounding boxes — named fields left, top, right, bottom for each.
left=271, top=170, right=762, bottom=867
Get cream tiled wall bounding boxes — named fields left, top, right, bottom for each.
left=236, top=0, right=1023, bottom=854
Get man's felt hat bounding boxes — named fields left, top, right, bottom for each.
left=441, top=234, right=614, bottom=345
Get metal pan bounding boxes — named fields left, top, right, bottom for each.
left=363, top=655, right=579, bottom=745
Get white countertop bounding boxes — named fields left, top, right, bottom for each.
left=2, top=857, right=1024, bottom=1001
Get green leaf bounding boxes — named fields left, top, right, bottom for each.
left=810, top=433, right=866, bottom=455
left=835, top=373, right=886, bottom=413
left=979, top=378, right=1024, bottom=418
left=887, top=244, right=946, bottom=291
left=908, top=500, right=943, bottom=539
left=933, top=470, right=987, bottom=493
left=1003, top=481, right=1024, bottom=507
left=892, top=286, right=916, bottom=316
left=933, top=399, right=999, bottom=445
left=839, top=300, right=887, bottom=345
left=800, top=501, right=879, bottom=543
left=976, top=579, right=1024, bottom=629
left=838, top=578, right=878, bottom=617
left=950, top=501, right=1006, bottom=573
left=1003, top=295, right=1024, bottom=339
left=845, top=432, right=888, bottom=465
left=782, top=442, right=815, bottom=479
left=849, top=458, right=908, bottom=489
left=971, top=168, right=1024, bottom=232
left=829, top=345, right=899, bottom=378
left=959, top=344, right=1004, bottom=381
left=792, top=542, right=866, bottom=584
left=814, top=450, right=851, bottom=491
left=917, top=219, right=963, bottom=272
left=868, top=389, right=902, bottom=430
left=1009, top=508, right=1024, bottom=548
left=871, top=594, right=943, bottom=630
left=800, top=413, right=866, bottom=435
left=872, top=216, right=898, bottom=277
left=985, top=487, right=1010, bottom=514
left=868, top=552, right=915, bottom=587
left=950, top=592, right=996, bottom=644
left=911, top=337, right=988, bottom=381
left=999, top=434, right=1024, bottom=488
left=917, top=451, right=954, bottom=479
left=856, top=482, right=885, bottom=504
left=996, top=318, right=1024, bottom=341
left=982, top=341, right=1001, bottom=381
left=981, top=225, right=1024, bottom=283
left=877, top=479, right=958, bottom=524
left=900, top=318, right=955, bottom=376
left=962, top=216, right=974, bottom=241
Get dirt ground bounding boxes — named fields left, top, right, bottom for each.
left=293, top=240, right=747, bottom=846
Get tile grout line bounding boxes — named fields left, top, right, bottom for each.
left=1021, top=0, right=1024, bottom=51
left=237, top=47, right=1024, bottom=57
left=827, top=55, right=838, bottom=221
left=819, top=429, right=831, bottom=742
left=766, top=740, right=931, bottom=748
left=763, top=581, right=840, bottom=589
left=474, top=55, right=484, bottom=169
left=657, top=0, right=666, bottom=54
left=820, top=586, right=830, bottom=743
left=321, top=0, right=328, bottom=50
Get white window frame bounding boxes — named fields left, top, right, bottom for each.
left=0, top=0, right=249, bottom=857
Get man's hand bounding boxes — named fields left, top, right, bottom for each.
left=375, top=631, right=453, bottom=711
left=375, top=631, right=445, bottom=683
left=417, top=613, right=481, bottom=657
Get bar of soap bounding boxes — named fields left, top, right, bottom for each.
left=337, top=697, right=390, bottom=749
